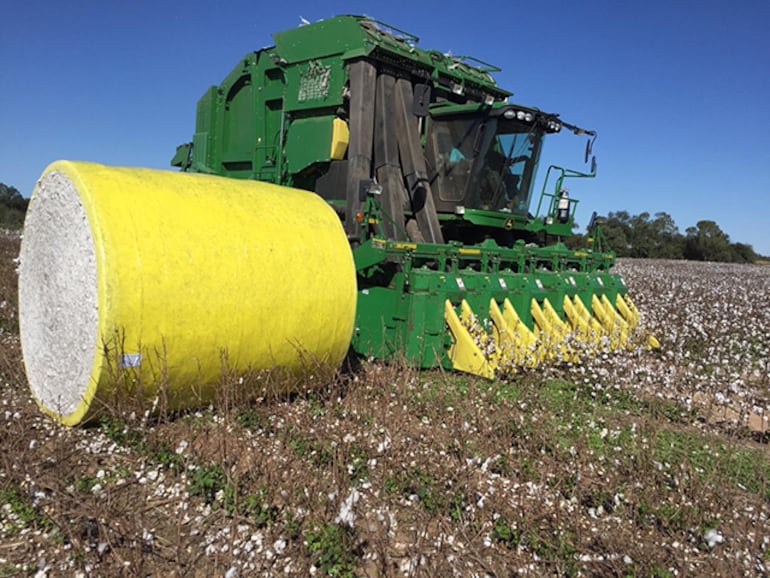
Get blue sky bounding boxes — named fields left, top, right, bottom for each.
left=2, top=0, right=769, bottom=254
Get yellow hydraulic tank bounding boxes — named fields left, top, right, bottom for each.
left=18, top=161, right=357, bottom=426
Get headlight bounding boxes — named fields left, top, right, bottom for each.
left=504, top=108, right=535, bottom=122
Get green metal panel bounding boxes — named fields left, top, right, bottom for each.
left=195, top=86, right=215, bottom=135
left=221, top=76, right=257, bottom=172
left=192, top=132, right=209, bottom=171
left=284, top=116, right=336, bottom=174
left=192, top=87, right=217, bottom=171
left=184, top=52, right=288, bottom=181
left=272, top=16, right=373, bottom=64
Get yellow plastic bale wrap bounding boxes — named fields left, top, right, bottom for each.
left=18, top=161, right=357, bottom=426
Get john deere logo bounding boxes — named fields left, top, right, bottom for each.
left=504, top=218, right=513, bottom=230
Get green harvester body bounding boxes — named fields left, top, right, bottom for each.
left=173, top=15, right=653, bottom=377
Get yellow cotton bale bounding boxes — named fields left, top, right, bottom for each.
left=18, top=161, right=356, bottom=425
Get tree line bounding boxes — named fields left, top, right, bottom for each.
left=0, top=183, right=29, bottom=228
left=569, top=210, right=761, bottom=263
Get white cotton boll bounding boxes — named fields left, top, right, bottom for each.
left=704, top=528, right=724, bottom=548
left=274, top=539, right=286, bottom=554
left=334, top=489, right=360, bottom=526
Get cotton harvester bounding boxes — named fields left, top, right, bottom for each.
left=18, top=15, right=656, bottom=425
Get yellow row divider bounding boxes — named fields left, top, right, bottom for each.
left=444, top=300, right=495, bottom=379
left=619, top=294, right=661, bottom=349
left=444, top=291, right=659, bottom=378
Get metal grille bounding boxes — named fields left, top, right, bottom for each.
left=298, top=61, right=331, bottom=101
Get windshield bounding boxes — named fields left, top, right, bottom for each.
left=427, top=113, right=544, bottom=214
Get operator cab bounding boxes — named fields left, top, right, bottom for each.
left=426, top=103, right=561, bottom=218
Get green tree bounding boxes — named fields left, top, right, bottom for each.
left=599, top=211, right=632, bottom=256
left=628, top=212, right=655, bottom=258
left=684, top=220, right=733, bottom=262
left=650, top=212, right=685, bottom=258
left=596, top=210, right=755, bottom=263
left=728, top=242, right=758, bottom=264
left=0, top=182, right=29, bottom=229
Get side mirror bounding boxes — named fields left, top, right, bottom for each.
left=584, top=139, right=593, bottom=163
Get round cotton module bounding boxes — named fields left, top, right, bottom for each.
left=18, top=161, right=357, bottom=426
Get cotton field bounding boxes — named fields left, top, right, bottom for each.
left=613, top=258, right=770, bottom=431
left=0, top=232, right=768, bottom=577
